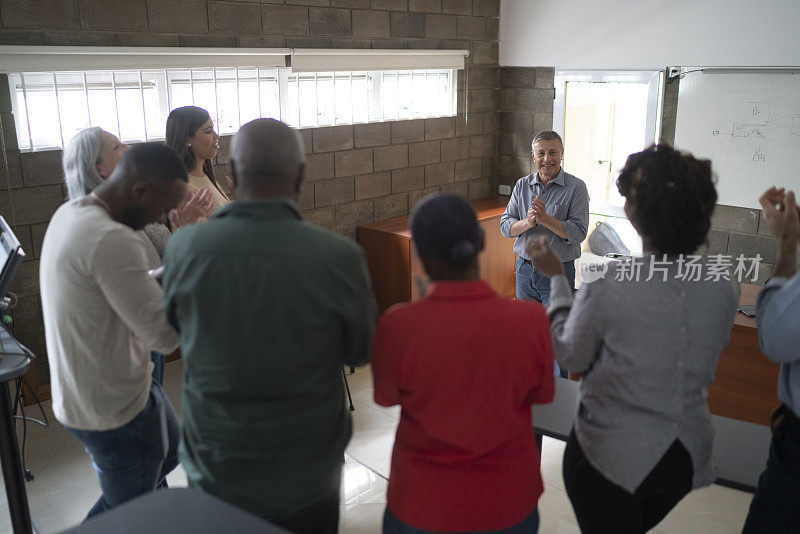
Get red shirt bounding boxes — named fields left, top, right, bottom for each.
left=371, top=280, right=555, bottom=532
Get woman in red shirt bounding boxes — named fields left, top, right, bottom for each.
left=372, top=193, right=555, bottom=533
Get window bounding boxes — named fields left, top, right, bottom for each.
left=9, top=66, right=457, bottom=151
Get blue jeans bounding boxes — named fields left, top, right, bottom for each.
left=66, top=381, right=180, bottom=520
left=516, top=257, right=575, bottom=377
left=742, top=406, right=800, bottom=533
left=151, top=351, right=165, bottom=386
left=383, top=507, right=539, bottom=533
left=515, top=257, right=576, bottom=307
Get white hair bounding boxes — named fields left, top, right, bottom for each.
left=62, top=127, right=104, bottom=200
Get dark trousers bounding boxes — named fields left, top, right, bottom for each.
left=742, top=405, right=800, bottom=533
left=563, top=430, right=693, bottom=534
left=269, top=493, right=339, bottom=534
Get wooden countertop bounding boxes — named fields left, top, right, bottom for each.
left=359, top=195, right=511, bottom=237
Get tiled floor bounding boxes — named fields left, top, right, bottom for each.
left=1, top=361, right=754, bottom=533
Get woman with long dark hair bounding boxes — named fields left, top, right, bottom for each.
left=165, top=106, right=230, bottom=213
left=372, top=193, right=555, bottom=534
left=530, top=145, right=738, bottom=533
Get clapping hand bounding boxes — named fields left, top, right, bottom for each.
left=168, top=188, right=215, bottom=229
left=531, top=196, right=548, bottom=224
left=759, top=187, right=800, bottom=244
left=527, top=236, right=565, bottom=278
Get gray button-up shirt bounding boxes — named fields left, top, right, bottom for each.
left=499, top=169, right=589, bottom=262
left=547, top=256, right=738, bottom=493
left=757, top=273, right=800, bottom=416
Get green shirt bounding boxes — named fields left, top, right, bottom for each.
left=162, top=199, right=376, bottom=519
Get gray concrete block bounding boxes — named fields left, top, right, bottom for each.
left=372, top=0, right=408, bottom=10
left=310, top=7, right=352, bottom=35
left=30, top=222, right=48, bottom=259
left=425, top=14, right=457, bottom=38
left=481, top=155, right=495, bottom=178
left=455, top=157, right=481, bottom=181
left=288, top=0, right=332, bottom=5
left=442, top=0, right=471, bottom=14
left=440, top=180, right=469, bottom=197
left=352, top=9, right=391, bottom=38
left=534, top=67, right=555, bottom=89
left=299, top=129, right=313, bottom=154
left=483, top=110, right=498, bottom=134
left=313, top=125, right=354, bottom=153
left=391, top=120, right=425, bottom=143
left=0, top=183, right=66, bottom=228
left=455, top=113, right=483, bottom=137
left=304, top=206, right=336, bottom=230
left=424, top=117, right=455, bottom=140
left=410, top=0, right=441, bottom=13
left=374, top=144, right=408, bottom=171
left=305, top=153, right=335, bottom=181
left=354, top=122, right=391, bottom=147
left=727, top=231, right=777, bottom=265
left=425, top=161, right=454, bottom=186
left=0, top=151, right=25, bottom=190
left=237, top=34, right=288, bottom=48
left=355, top=171, right=392, bottom=200
left=711, top=204, right=760, bottom=234
left=330, top=37, right=373, bottom=48
left=391, top=12, right=426, bottom=38
left=287, top=36, right=332, bottom=48
left=336, top=199, right=374, bottom=229
left=457, top=15, right=484, bottom=40
left=43, top=31, right=117, bottom=46
left=116, top=32, right=182, bottom=47
left=468, top=177, right=491, bottom=199
left=9, top=224, right=32, bottom=262
left=0, top=30, right=45, bottom=45
left=80, top=0, right=148, bottom=31
left=532, top=113, right=553, bottom=134
left=297, top=181, right=315, bottom=211
left=468, top=66, right=499, bottom=89
left=409, top=140, right=441, bottom=166
left=333, top=0, right=372, bottom=7
left=21, top=151, right=65, bottom=187
left=9, top=295, right=42, bottom=336
left=497, top=133, right=514, bottom=155
left=472, top=0, right=498, bottom=17
left=500, top=67, right=536, bottom=89
left=698, top=228, right=729, bottom=255
left=516, top=88, right=554, bottom=113
left=147, top=0, right=208, bottom=33
left=441, top=137, right=470, bottom=161
left=262, top=5, right=310, bottom=35
left=179, top=34, right=237, bottom=47
left=315, top=177, right=355, bottom=207
left=336, top=148, right=374, bottom=176
left=498, top=154, right=530, bottom=178
left=469, top=134, right=490, bottom=157
left=485, top=16, right=498, bottom=40
left=408, top=38, right=443, bottom=49
left=391, top=166, right=424, bottom=193
left=370, top=39, right=408, bottom=49
left=757, top=209, right=774, bottom=236
left=1, top=112, right=17, bottom=151
left=469, top=89, right=495, bottom=112
left=9, top=259, right=38, bottom=298
left=409, top=186, right=440, bottom=210
left=471, top=41, right=498, bottom=65
left=1, top=0, right=79, bottom=30
left=373, top=192, right=409, bottom=220
left=499, top=111, right=532, bottom=135
left=209, top=1, right=261, bottom=34
left=1, top=77, right=13, bottom=114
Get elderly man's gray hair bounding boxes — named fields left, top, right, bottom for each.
left=63, top=127, right=104, bottom=200
left=531, top=130, right=563, bottom=150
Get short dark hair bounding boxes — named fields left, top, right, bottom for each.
left=532, top=130, right=563, bottom=150
left=616, top=145, right=717, bottom=255
left=165, top=106, right=217, bottom=185
left=411, top=193, right=484, bottom=268
left=118, top=142, right=187, bottom=186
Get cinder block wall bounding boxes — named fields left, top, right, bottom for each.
left=0, top=0, right=501, bottom=397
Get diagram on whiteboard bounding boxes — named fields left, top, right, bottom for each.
left=674, top=71, right=800, bottom=209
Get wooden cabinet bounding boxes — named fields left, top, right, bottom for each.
left=358, top=196, right=516, bottom=313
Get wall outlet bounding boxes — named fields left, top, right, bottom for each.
left=498, top=184, right=512, bottom=196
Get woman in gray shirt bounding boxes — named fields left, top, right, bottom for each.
left=529, top=145, right=738, bottom=533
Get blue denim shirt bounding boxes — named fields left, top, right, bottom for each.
left=757, top=273, right=800, bottom=416
left=499, top=169, right=590, bottom=262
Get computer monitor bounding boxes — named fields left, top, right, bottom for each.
left=0, top=216, right=25, bottom=301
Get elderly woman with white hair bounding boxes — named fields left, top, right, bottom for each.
left=62, top=127, right=213, bottom=383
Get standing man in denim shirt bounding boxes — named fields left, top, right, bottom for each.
left=500, top=130, right=589, bottom=305
left=742, top=187, right=800, bottom=533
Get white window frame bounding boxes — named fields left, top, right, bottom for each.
left=1, top=46, right=468, bottom=152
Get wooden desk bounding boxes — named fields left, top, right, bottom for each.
left=358, top=196, right=516, bottom=313
left=707, top=283, right=780, bottom=426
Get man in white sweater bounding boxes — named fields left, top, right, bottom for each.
left=40, top=143, right=187, bottom=519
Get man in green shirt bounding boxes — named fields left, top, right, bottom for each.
left=162, top=118, right=376, bottom=534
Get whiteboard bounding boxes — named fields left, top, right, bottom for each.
left=674, top=70, right=800, bottom=209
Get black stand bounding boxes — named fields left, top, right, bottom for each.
left=0, top=348, right=33, bottom=534
left=342, top=367, right=354, bottom=412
